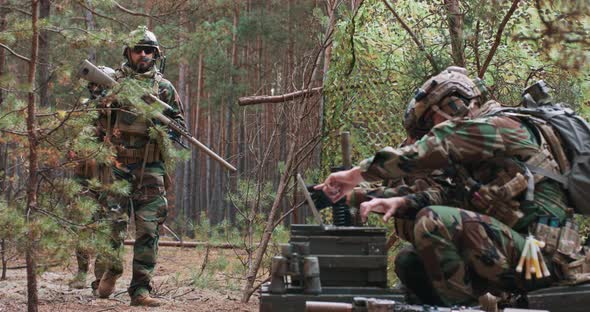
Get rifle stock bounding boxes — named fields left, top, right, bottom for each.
left=78, top=60, right=237, bottom=173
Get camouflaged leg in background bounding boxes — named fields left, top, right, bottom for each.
left=413, top=206, right=526, bottom=306
left=75, top=248, right=90, bottom=273
left=91, top=199, right=129, bottom=291
left=127, top=162, right=168, bottom=298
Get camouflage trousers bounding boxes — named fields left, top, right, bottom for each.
left=394, top=206, right=532, bottom=306
left=89, top=162, right=168, bottom=298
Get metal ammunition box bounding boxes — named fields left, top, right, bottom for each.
left=260, top=224, right=394, bottom=312
left=289, top=224, right=388, bottom=287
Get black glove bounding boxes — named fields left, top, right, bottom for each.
left=307, top=185, right=345, bottom=210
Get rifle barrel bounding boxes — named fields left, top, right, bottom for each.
left=305, top=301, right=352, bottom=312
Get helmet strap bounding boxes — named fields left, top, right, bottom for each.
left=159, top=55, right=167, bottom=74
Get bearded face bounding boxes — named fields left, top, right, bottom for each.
left=128, top=46, right=156, bottom=73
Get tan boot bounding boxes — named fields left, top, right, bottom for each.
left=68, top=272, right=87, bottom=289
left=97, top=272, right=121, bottom=298
left=130, top=293, right=162, bottom=307
left=478, top=293, right=499, bottom=312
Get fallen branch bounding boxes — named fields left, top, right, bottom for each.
left=123, top=239, right=249, bottom=249
left=238, top=87, right=323, bottom=106
left=5, top=262, right=60, bottom=270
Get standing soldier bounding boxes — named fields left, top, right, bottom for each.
left=317, top=67, right=574, bottom=306
left=68, top=65, right=118, bottom=291
left=79, top=26, right=185, bottom=307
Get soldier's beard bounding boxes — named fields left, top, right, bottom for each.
left=131, top=57, right=155, bottom=73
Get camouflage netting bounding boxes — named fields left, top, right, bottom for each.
left=322, top=60, right=409, bottom=173
left=319, top=1, right=434, bottom=174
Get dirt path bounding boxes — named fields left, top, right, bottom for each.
left=0, top=245, right=260, bottom=312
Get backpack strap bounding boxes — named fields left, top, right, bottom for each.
left=536, top=122, right=571, bottom=173
left=524, top=128, right=570, bottom=189
left=525, top=163, right=568, bottom=187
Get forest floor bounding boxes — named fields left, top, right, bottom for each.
left=0, top=244, right=261, bottom=312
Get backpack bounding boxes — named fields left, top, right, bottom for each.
left=489, top=104, right=590, bottom=215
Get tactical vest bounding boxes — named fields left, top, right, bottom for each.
left=101, top=67, right=164, bottom=166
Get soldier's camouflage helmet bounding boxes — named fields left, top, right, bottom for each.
left=403, top=66, right=484, bottom=138
left=123, top=26, right=161, bottom=60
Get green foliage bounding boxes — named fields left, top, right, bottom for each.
left=191, top=270, right=217, bottom=289
left=226, top=178, right=275, bottom=214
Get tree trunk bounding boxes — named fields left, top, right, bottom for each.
left=1, top=239, right=6, bottom=280
left=445, top=0, right=465, bottom=67
left=182, top=82, right=191, bottom=227
left=216, top=104, right=225, bottom=225
left=205, top=98, right=212, bottom=225
left=37, top=0, right=50, bottom=108
left=83, top=0, right=96, bottom=63
left=0, top=0, right=7, bottom=107
left=226, top=3, right=239, bottom=224
left=194, top=53, right=204, bottom=228
left=175, top=14, right=189, bottom=224
left=315, top=0, right=337, bottom=178
left=25, top=1, right=40, bottom=311
left=144, top=0, right=154, bottom=29
left=281, top=0, right=293, bottom=225
left=181, top=2, right=192, bottom=232
left=0, top=0, right=6, bottom=205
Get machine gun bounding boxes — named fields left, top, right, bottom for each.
left=301, top=131, right=358, bottom=226
left=305, top=297, right=549, bottom=312
left=78, top=60, right=236, bottom=173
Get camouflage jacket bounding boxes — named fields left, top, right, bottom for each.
left=359, top=113, right=568, bottom=231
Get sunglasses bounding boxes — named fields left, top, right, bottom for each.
left=132, top=46, right=156, bottom=54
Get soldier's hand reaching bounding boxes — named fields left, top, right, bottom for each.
left=359, top=197, right=408, bottom=223
left=314, top=167, right=364, bottom=202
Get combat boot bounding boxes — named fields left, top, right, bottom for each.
left=68, top=272, right=87, bottom=289
left=130, top=294, right=162, bottom=307
left=478, top=293, right=499, bottom=312
left=96, top=272, right=121, bottom=298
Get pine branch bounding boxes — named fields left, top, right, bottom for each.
left=112, top=1, right=161, bottom=21
left=0, top=43, right=31, bottom=62
left=478, top=0, right=521, bottom=78
left=0, top=5, right=32, bottom=16
left=381, top=0, right=439, bottom=73
left=75, top=0, right=130, bottom=30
